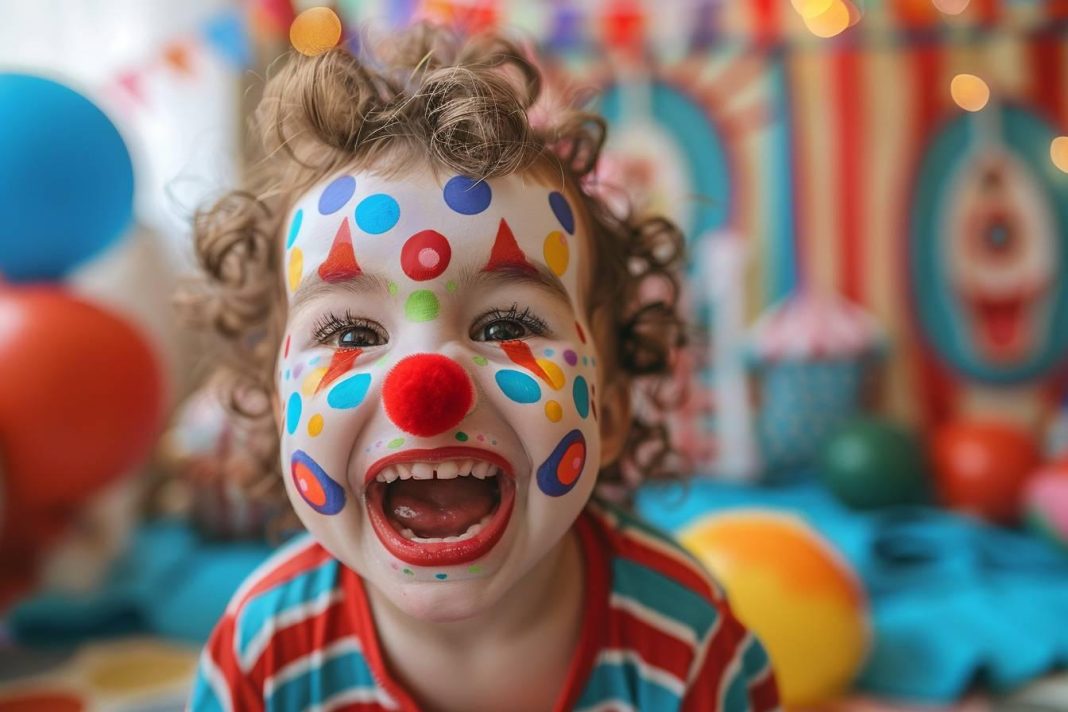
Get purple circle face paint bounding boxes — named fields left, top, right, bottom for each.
left=291, top=450, right=346, bottom=515
left=319, top=175, right=356, bottom=215
left=563, top=350, right=578, bottom=366
left=537, top=429, right=587, bottom=497
left=443, top=176, right=491, bottom=215
left=549, top=191, right=574, bottom=234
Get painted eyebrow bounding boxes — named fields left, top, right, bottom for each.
left=289, top=272, right=392, bottom=314
left=461, top=263, right=571, bottom=305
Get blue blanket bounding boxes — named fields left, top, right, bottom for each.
left=636, top=478, right=1068, bottom=702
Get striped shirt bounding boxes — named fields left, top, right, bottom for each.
left=190, top=501, right=780, bottom=711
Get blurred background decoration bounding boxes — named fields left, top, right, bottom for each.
left=2, top=0, right=1068, bottom=709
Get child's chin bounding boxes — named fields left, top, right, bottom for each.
left=373, top=574, right=507, bottom=623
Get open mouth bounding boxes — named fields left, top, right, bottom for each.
left=364, top=447, right=516, bottom=567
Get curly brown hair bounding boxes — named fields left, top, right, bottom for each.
left=176, top=22, right=687, bottom=506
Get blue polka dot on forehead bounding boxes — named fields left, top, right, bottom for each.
left=319, top=175, right=356, bottom=215
left=355, top=193, right=400, bottom=234
left=443, top=176, right=492, bottom=215
left=549, top=191, right=574, bottom=235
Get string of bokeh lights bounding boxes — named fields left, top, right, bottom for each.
left=288, top=3, right=1068, bottom=174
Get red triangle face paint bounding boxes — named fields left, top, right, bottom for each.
left=482, top=219, right=537, bottom=274
left=318, top=218, right=362, bottom=283
left=500, top=340, right=552, bottom=384
left=316, top=348, right=363, bottom=394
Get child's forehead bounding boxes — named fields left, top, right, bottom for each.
left=283, top=166, right=591, bottom=304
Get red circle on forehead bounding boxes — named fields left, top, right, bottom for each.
left=382, top=354, right=474, bottom=437
left=401, top=230, right=452, bottom=281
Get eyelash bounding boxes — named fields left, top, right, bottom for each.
left=310, top=304, right=549, bottom=347
left=312, top=311, right=387, bottom=347
left=474, top=304, right=549, bottom=338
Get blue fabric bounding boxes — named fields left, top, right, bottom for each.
left=636, top=479, right=1068, bottom=703
left=7, top=521, right=272, bottom=645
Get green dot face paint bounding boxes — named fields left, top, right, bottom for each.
left=276, top=169, right=601, bottom=607
left=404, top=290, right=440, bottom=322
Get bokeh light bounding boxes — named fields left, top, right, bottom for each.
left=1052, top=136, right=1068, bottom=173
left=289, top=6, right=342, bottom=56
left=804, top=0, right=853, bottom=38
left=950, top=73, right=990, bottom=112
left=793, top=0, right=836, bottom=19
left=932, top=0, right=971, bottom=15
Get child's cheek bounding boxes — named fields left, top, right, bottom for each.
left=481, top=320, right=600, bottom=498
left=276, top=338, right=379, bottom=516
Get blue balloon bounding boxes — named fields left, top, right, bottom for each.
left=0, top=73, right=134, bottom=282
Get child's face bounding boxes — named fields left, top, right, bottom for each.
left=277, top=167, right=603, bottom=619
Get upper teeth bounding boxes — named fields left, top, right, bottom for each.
left=375, top=460, right=501, bottom=483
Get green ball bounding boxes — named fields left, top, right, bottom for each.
left=818, top=418, right=928, bottom=510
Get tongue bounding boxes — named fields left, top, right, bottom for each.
left=385, top=478, right=497, bottom=539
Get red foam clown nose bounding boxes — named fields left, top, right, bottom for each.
left=382, top=354, right=474, bottom=437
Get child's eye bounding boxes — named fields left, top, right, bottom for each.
left=313, top=312, right=388, bottom=349
left=471, top=305, right=549, bottom=342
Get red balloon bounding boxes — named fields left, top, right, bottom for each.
left=931, top=420, right=1040, bottom=524
left=0, top=287, right=163, bottom=574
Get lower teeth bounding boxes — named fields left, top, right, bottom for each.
left=400, top=513, right=494, bottom=543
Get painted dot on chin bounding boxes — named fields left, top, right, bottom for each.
left=495, top=369, right=541, bottom=404
left=549, top=191, right=575, bottom=234
left=537, top=429, right=587, bottom=496
left=405, top=290, right=440, bottom=322
left=326, top=373, right=372, bottom=409
left=355, top=193, right=400, bottom=234
left=443, top=175, right=492, bottom=214
left=435, top=573, right=448, bottom=580
left=291, top=450, right=346, bottom=514
left=287, top=248, right=303, bottom=292
left=319, top=175, right=356, bottom=215
left=286, top=209, right=303, bottom=249
left=286, top=392, right=302, bottom=434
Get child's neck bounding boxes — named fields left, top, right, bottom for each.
left=366, top=529, right=585, bottom=711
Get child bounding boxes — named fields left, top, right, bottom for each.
left=184, top=20, right=779, bottom=712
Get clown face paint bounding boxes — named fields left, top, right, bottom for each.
left=276, top=168, right=601, bottom=620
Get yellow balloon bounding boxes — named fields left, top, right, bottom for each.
left=680, top=510, right=871, bottom=707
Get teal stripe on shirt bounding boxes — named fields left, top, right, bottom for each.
left=575, top=653, right=684, bottom=712
left=612, top=557, right=720, bottom=643
left=188, top=663, right=228, bottom=712
left=266, top=645, right=380, bottom=712
left=236, top=557, right=339, bottom=659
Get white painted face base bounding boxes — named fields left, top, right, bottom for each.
left=275, top=168, right=602, bottom=616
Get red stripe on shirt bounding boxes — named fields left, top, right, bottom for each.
left=207, top=614, right=267, bottom=712
left=612, top=531, right=719, bottom=602
left=680, top=610, right=747, bottom=711
left=232, top=542, right=333, bottom=612
left=605, top=605, right=695, bottom=681
left=249, top=596, right=357, bottom=683
left=749, top=665, right=781, bottom=712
